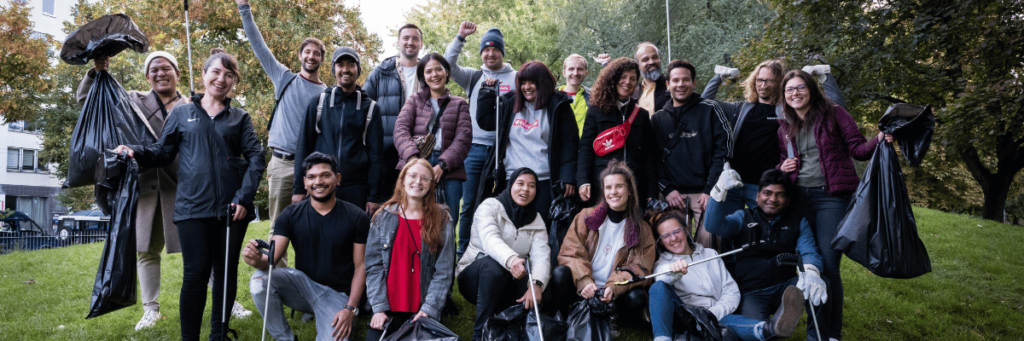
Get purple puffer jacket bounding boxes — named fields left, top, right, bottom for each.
left=777, top=105, right=879, bottom=196
left=393, top=87, right=472, bottom=180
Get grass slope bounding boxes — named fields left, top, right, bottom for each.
left=0, top=207, right=1021, bottom=340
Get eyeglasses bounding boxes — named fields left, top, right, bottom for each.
left=755, top=78, right=774, bottom=86
left=784, top=84, right=808, bottom=94
left=658, top=227, right=686, bottom=242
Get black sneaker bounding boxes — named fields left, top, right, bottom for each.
left=765, top=285, right=805, bottom=339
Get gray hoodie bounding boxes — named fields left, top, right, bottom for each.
left=444, top=36, right=518, bottom=146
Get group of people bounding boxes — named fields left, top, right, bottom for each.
left=85, top=0, right=897, bottom=340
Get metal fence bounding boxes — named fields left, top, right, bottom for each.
left=0, top=232, right=108, bottom=255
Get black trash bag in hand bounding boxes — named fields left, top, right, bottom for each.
left=66, top=71, right=149, bottom=188
left=383, top=317, right=461, bottom=341
left=877, top=103, right=934, bottom=167
left=482, top=304, right=568, bottom=341
left=831, top=137, right=932, bottom=279
left=60, top=13, right=149, bottom=65
left=549, top=182, right=579, bottom=255
left=669, top=304, right=723, bottom=341
left=87, top=151, right=140, bottom=318
left=565, top=296, right=614, bottom=341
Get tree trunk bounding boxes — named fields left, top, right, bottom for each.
left=960, top=144, right=1024, bottom=222
left=980, top=178, right=1010, bottom=222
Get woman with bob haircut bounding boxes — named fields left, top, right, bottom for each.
left=115, top=48, right=266, bottom=341
left=364, top=158, right=456, bottom=341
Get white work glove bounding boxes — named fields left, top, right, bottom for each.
left=714, top=65, right=740, bottom=80
left=796, top=265, right=828, bottom=306
left=710, top=162, right=743, bottom=202
left=801, top=64, right=831, bottom=76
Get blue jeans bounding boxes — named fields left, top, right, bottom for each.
left=649, top=281, right=762, bottom=341
left=250, top=268, right=351, bottom=341
left=704, top=183, right=760, bottom=232
left=458, top=144, right=491, bottom=257
left=427, top=151, right=463, bottom=227
left=739, top=277, right=828, bottom=341
left=793, top=186, right=849, bottom=340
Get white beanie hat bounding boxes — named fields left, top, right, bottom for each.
left=143, top=51, right=180, bottom=75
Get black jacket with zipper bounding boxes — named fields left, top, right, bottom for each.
left=576, top=98, right=658, bottom=201
left=650, top=93, right=733, bottom=195
left=130, top=95, right=266, bottom=222
left=294, top=85, right=385, bottom=202
left=476, top=86, right=579, bottom=194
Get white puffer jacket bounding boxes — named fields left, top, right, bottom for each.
left=654, top=244, right=740, bottom=320
left=456, top=198, right=550, bottom=289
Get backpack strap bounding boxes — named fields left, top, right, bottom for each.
left=315, top=92, right=326, bottom=134
left=266, top=74, right=300, bottom=134
left=363, top=100, right=377, bottom=146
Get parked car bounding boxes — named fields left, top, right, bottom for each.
left=55, top=210, right=111, bottom=242
left=0, top=210, right=56, bottom=254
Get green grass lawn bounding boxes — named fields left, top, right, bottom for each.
left=1, top=207, right=1022, bottom=340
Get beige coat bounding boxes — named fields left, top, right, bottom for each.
left=77, top=72, right=184, bottom=253
left=455, top=198, right=550, bottom=289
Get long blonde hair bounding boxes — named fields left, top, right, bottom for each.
left=743, top=59, right=785, bottom=104
left=379, top=158, right=446, bottom=253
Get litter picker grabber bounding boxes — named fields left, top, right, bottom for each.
left=776, top=253, right=823, bottom=341
left=183, top=0, right=195, bottom=95
left=255, top=239, right=277, bottom=341
left=222, top=205, right=238, bottom=340
left=523, top=256, right=544, bottom=341
left=610, top=228, right=766, bottom=286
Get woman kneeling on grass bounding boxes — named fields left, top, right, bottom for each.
left=456, top=167, right=550, bottom=341
left=364, top=158, right=456, bottom=341
left=649, top=210, right=803, bottom=341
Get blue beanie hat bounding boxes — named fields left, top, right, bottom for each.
left=479, top=28, right=506, bottom=56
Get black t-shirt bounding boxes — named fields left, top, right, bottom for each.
left=274, top=198, right=370, bottom=294
left=732, top=103, right=782, bottom=183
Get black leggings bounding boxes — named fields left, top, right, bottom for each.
left=458, top=256, right=529, bottom=341
left=548, top=265, right=649, bottom=324
left=177, top=218, right=248, bottom=341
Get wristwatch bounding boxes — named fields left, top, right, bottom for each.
left=345, top=304, right=359, bottom=315
left=439, top=160, right=449, bottom=173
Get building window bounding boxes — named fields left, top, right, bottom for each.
left=7, top=120, right=42, bottom=134
left=42, top=0, right=55, bottom=16
left=22, top=150, right=35, bottom=171
left=6, top=148, right=46, bottom=173
left=8, top=121, right=25, bottom=132
left=7, top=149, right=19, bottom=170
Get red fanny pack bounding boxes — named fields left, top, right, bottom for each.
left=593, top=105, right=641, bottom=156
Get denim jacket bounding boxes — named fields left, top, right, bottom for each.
left=365, top=204, right=455, bottom=317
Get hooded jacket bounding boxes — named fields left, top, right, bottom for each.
left=445, top=36, right=518, bottom=146
left=293, top=85, right=385, bottom=202
left=476, top=88, right=579, bottom=190
left=364, top=204, right=455, bottom=318
left=576, top=98, right=658, bottom=201
left=364, top=55, right=412, bottom=160
left=650, top=94, right=733, bottom=195
left=130, top=95, right=266, bottom=222
left=776, top=105, right=878, bottom=196
left=393, top=88, right=473, bottom=180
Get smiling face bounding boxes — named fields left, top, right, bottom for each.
left=397, top=27, right=423, bottom=60
left=616, top=70, right=638, bottom=101
left=657, top=218, right=690, bottom=255
left=520, top=80, right=538, bottom=103
left=562, top=57, right=588, bottom=88
left=202, top=59, right=235, bottom=99
left=510, top=173, right=537, bottom=206
left=299, top=45, right=324, bottom=74
left=784, top=77, right=809, bottom=114
left=423, top=59, right=448, bottom=92
left=755, top=67, right=776, bottom=102
left=481, top=46, right=504, bottom=71
left=603, top=174, right=630, bottom=211
left=303, top=163, right=340, bottom=202
left=147, top=57, right=180, bottom=96
left=403, top=163, right=433, bottom=200
left=635, top=46, right=662, bottom=81
left=756, top=184, right=789, bottom=217
left=334, top=57, right=359, bottom=89
left=668, top=67, right=694, bottom=104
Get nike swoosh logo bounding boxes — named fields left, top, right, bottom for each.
left=188, top=118, right=198, bottom=122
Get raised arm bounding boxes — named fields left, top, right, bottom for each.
left=444, top=22, right=480, bottom=91
left=237, top=1, right=289, bottom=86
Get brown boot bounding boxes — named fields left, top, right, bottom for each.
left=765, top=285, right=805, bottom=338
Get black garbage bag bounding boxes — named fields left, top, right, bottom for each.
left=831, top=138, right=932, bottom=279
left=877, top=103, right=934, bottom=166
left=482, top=304, right=568, bottom=341
left=548, top=182, right=579, bottom=255
left=86, top=151, right=140, bottom=318
left=668, top=304, right=723, bottom=341
left=565, top=297, right=613, bottom=341
left=60, top=13, right=149, bottom=65
left=66, top=71, right=150, bottom=188
left=383, top=317, right=461, bottom=341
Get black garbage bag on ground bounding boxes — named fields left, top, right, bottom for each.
left=87, top=151, right=140, bottom=318
left=482, top=304, right=568, bottom=341
left=831, top=104, right=933, bottom=279
left=60, top=13, right=149, bottom=65
left=669, top=304, right=723, bottom=341
left=877, top=103, right=934, bottom=166
left=383, top=317, right=461, bottom=341
left=565, top=297, right=613, bottom=341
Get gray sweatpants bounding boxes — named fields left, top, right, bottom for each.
left=250, top=268, right=350, bottom=341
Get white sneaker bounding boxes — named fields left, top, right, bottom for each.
left=134, top=310, right=161, bottom=331
left=232, top=301, right=253, bottom=319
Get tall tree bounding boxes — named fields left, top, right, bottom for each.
left=741, top=0, right=1024, bottom=220
left=0, top=0, right=53, bottom=122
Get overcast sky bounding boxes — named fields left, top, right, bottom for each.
left=345, top=0, right=430, bottom=63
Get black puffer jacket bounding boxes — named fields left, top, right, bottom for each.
left=130, top=95, right=266, bottom=222
left=364, top=56, right=405, bottom=160
left=650, top=94, right=732, bottom=195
